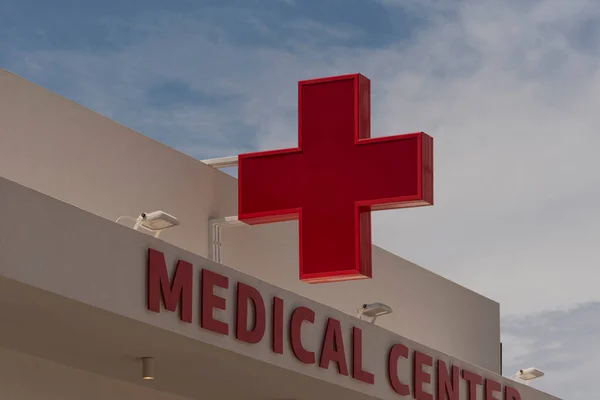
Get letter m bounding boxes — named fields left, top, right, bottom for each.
left=147, top=248, right=193, bottom=322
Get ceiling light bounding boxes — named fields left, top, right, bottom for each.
left=142, top=357, right=154, bottom=380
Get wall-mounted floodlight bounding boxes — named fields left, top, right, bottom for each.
left=116, top=210, right=180, bottom=238
left=511, top=367, right=545, bottom=385
left=357, top=302, right=393, bottom=324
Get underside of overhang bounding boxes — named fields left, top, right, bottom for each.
left=0, top=277, right=376, bottom=400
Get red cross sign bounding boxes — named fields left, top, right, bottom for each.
left=238, top=74, right=433, bottom=283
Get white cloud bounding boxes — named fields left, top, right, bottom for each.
left=366, top=0, right=600, bottom=316
left=4, top=1, right=599, bottom=396
left=9, top=0, right=600, bottom=314
left=502, top=301, right=600, bottom=399
left=6, top=0, right=599, bottom=317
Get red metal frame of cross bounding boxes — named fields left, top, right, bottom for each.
left=238, top=73, right=433, bottom=283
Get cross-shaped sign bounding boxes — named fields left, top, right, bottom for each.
left=238, top=73, right=433, bottom=283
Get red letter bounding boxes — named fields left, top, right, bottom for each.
left=319, top=318, right=348, bottom=375
left=352, top=327, right=374, bottom=384
left=504, top=386, right=521, bottom=400
left=414, top=351, right=433, bottom=400
left=147, top=248, right=192, bottom=322
left=289, top=306, right=315, bottom=364
left=485, top=378, right=501, bottom=400
left=437, top=360, right=458, bottom=400
left=462, top=369, right=483, bottom=400
left=388, top=344, right=410, bottom=396
left=200, top=269, right=229, bottom=335
left=235, top=282, right=265, bottom=344
left=272, top=297, right=284, bottom=354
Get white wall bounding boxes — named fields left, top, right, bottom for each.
left=0, top=178, right=559, bottom=400
left=222, top=222, right=501, bottom=373
left=0, top=68, right=499, bottom=372
left=0, top=346, right=193, bottom=400
left=0, top=68, right=236, bottom=256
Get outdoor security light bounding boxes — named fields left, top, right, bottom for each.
left=517, top=367, right=545, bottom=380
left=116, top=210, right=180, bottom=238
left=357, top=302, right=393, bottom=324
left=511, top=367, right=545, bottom=385
left=136, top=211, right=179, bottom=231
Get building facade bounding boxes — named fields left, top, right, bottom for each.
left=0, top=69, right=559, bottom=400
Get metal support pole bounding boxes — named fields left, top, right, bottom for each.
left=201, top=156, right=239, bottom=169
left=208, top=216, right=247, bottom=263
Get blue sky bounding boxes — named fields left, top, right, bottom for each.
left=2, top=0, right=600, bottom=398
left=0, top=0, right=440, bottom=157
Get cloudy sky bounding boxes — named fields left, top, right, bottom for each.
left=2, top=0, right=599, bottom=397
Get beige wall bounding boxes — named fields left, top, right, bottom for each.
left=222, top=222, right=501, bottom=373
left=0, top=178, right=559, bottom=400
left=0, top=68, right=498, bottom=372
left=0, top=68, right=236, bottom=256
left=0, top=347, right=193, bottom=400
